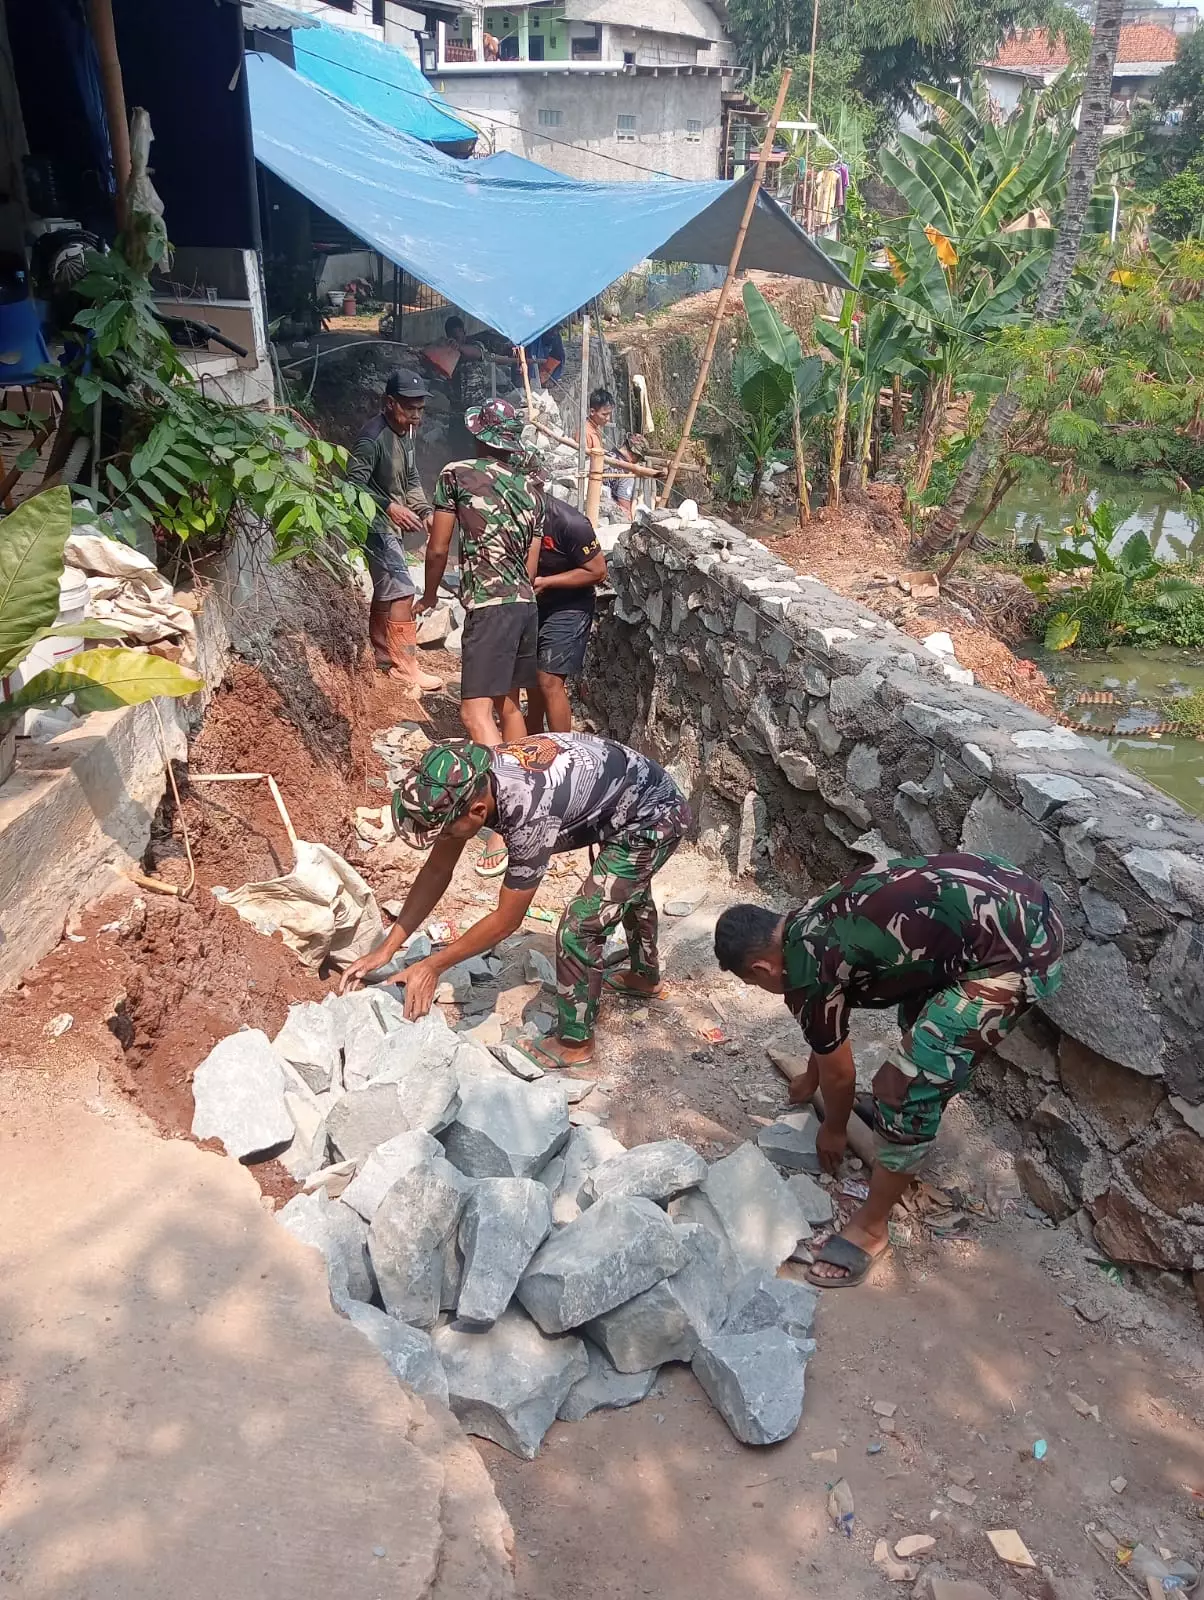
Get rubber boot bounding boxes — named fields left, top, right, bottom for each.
left=388, top=616, right=442, bottom=692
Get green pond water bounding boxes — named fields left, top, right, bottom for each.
left=979, top=462, right=1204, bottom=816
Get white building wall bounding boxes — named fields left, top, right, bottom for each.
left=437, top=72, right=723, bottom=179
left=603, top=25, right=700, bottom=63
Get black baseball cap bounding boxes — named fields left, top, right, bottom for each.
left=385, top=369, right=429, bottom=400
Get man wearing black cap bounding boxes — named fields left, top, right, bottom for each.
left=346, top=369, right=442, bottom=696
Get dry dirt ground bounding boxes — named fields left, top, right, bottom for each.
left=2, top=651, right=1202, bottom=1600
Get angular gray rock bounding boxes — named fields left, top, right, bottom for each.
left=376, top=1057, right=462, bottom=1133
left=368, top=1155, right=472, bottom=1328
left=585, top=1221, right=728, bottom=1371
left=273, top=1002, right=341, bottom=1094
left=433, top=1306, right=588, bottom=1459
left=542, top=1123, right=626, bottom=1225
left=341, top=1130, right=443, bottom=1221
left=277, top=1190, right=376, bottom=1305
left=579, top=1139, right=706, bottom=1209
left=340, top=1002, right=389, bottom=1090
left=339, top=1301, right=449, bottom=1406
left=1042, top=940, right=1165, bottom=1077
left=756, top=1111, right=821, bottom=1175
left=280, top=1087, right=332, bottom=1182
left=724, top=1270, right=820, bottom=1345
left=681, top=1142, right=809, bottom=1286
left=557, top=1342, right=658, bottom=1421
left=785, top=1171, right=834, bottom=1226
left=457, top=1178, right=553, bottom=1328
left=358, top=1014, right=461, bottom=1088
left=191, top=1030, right=293, bottom=1162
left=518, top=1194, right=689, bottom=1334
left=524, top=949, right=556, bottom=987
left=326, top=1083, right=411, bottom=1162
left=441, top=1073, right=570, bottom=1180
left=1016, top=771, right=1092, bottom=820
left=691, top=1328, right=808, bottom=1445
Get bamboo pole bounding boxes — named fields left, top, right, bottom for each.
left=576, top=314, right=591, bottom=512
left=802, top=0, right=820, bottom=230
left=658, top=69, right=792, bottom=509
left=517, top=343, right=537, bottom=420
left=87, top=0, right=131, bottom=225
left=189, top=772, right=299, bottom=848
left=791, top=404, right=810, bottom=524
left=584, top=445, right=604, bottom=527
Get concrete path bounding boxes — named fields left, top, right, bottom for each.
left=0, top=1072, right=513, bottom=1600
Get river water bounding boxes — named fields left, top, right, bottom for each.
left=980, top=463, right=1204, bottom=817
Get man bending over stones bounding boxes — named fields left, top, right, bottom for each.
left=339, top=734, right=691, bottom=1069
left=714, top=853, right=1063, bottom=1289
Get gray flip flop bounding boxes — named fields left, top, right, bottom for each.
left=805, top=1234, right=889, bottom=1289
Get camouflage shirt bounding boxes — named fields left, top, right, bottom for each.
left=433, top=457, right=539, bottom=610
left=783, top=853, right=1061, bottom=1055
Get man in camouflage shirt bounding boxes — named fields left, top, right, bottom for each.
left=422, top=399, right=541, bottom=749
left=337, top=734, right=690, bottom=1069
left=716, top=853, right=1063, bottom=1288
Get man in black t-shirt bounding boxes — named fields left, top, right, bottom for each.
left=527, top=494, right=607, bottom=733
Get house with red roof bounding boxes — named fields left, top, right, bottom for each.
left=981, top=20, right=1184, bottom=129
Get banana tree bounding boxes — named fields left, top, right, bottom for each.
left=0, top=487, right=202, bottom=741
left=741, top=281, right=824, bottom=520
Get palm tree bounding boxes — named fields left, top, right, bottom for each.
left=913, top=0, right=1127, bottom=565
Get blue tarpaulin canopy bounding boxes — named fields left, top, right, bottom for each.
left=280, top=12, right=478, bottom=151
left=247, top=52, right=850, bottom=346
left=469, top=150, right=578, bottom=185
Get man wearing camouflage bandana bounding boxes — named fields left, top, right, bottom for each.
left=715, top=853, right=1063, bottom=1288
left=422, top=399, right=542, bottom=750
left=338, top=732, right=690, bottom=1069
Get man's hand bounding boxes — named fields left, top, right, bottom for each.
left=402, top=955, right=442, bottom=1020
left=787, top=1057, right=820, bottom=1106
left=414, top=591, right=438, bottom=617
left=532, top=574, right=550, bottom=594
left=816, top=1122, right=847, bottom=1175
left=388, top=503, right=425, bottom=533
left=338, top=946, right=389, bottom=994
left=872, top=1059, right=911, bottom=1110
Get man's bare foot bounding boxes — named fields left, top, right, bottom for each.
left=604, top=969, right=665, bottom=999
left=809, top=1217, right=890, bottom=1283
left=518, top=1033, right=595, bottom=1070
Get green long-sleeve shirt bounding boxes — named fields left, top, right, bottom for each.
left=346, top=413, right=432, bottom=543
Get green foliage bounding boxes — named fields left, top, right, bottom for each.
left=1152, top=160, right=1204, bottom=241
left=57, top=245, right=372, bottom=569
left=1153, top=28, right=1204, bottom=168
left=0, top=488, right=201, bottom=723
left=1164, top=686, right=1204, bottom=733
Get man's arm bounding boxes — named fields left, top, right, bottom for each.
left=526, top=533, right=542, bottom=583
left=812, top=1040, right=857, bottom=1173
left=401, top=885, right=537, bottom=1020
left=534, top=550, right=607, bottom=595
left=421, top=508, right=456, bottom=611
left=401, top=437, right=434, bottom=521
left=337, top=835, right=466, bottom=992
left=346, top=431, right=386, bottom=507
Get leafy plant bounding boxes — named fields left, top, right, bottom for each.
left=0, top=487, right=200, bottom=726
left=741, top=282, right=824, bottom=514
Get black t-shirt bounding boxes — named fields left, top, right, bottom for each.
left=536, top=496, right=601, bottom=614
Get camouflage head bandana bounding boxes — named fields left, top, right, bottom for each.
left=465, top=398, right=525, bottom=454
left=391, top=741, right=493, bottom=847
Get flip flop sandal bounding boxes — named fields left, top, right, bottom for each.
left=603, top=971, right=669, bottom=1001
left=475, top=838, right=509, bottom=879
left=514, top=1036, right=594, bottom=1072
left=805, top=1234, right=890, bottom=1289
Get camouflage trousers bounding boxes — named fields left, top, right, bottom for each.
left=874, top=901, right=1064, bottom=1172
left=555, top=800, right=690, bottom=1043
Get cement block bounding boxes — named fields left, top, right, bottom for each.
left=691, top=1328, right=807, bottom=1445
left=441, top=1073, right=570, bottom=1179
left=368, top=1155, right=472, bottom=1328
left=273, top=1001, right=341, bottom=1094
left=585, top=1221, right=728, bottom=1371
left=433, top=1306, right=588, bottom=1459
left=457, top=1178, right=553, bottom=1328
left=191, top=1030, right=293, bottom=1162
left=340, top=1130, right=443, bottom=1221
left=579, top=1139, right=706, bottom=1209
left=517, top=1194, right=688, bottom=1334
left=557, top=1341, right=658, bottom=1421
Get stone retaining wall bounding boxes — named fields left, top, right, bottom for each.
left=583, top=509, right=1204, bottom=1289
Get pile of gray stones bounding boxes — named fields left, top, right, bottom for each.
left=191, top=984, right=830, bottom=1458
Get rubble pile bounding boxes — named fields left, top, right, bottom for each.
left=191, top=989, right=820, bottom=1458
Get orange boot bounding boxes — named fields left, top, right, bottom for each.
left=387, top=615, right=443, bottom=693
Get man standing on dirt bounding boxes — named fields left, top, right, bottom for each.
left=346, top=369, right=442, bottom=697
left=526, top=494, right=607, bottom=735
left=714, top=853, right=1063, bottom=1289
left=337, top=733, right=689, bottom=1070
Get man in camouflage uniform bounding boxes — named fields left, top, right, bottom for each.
left=338, top=733, right=690, bottom=1070
left=715, top=853, right=1063, bottom=1288
left=422, top=399, right=542, bottom=749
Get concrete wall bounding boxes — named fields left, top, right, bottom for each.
left=437, top=73, right=723, bottom=179
left=583, top=508, right=1204, bottom=1287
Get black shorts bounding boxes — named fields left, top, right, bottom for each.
left=460, top=601, right=539, bottom=701
left=537, top=604, right=594, bottom=679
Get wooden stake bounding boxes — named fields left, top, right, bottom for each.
left=86, top=0, right=132, bottom=226
left=792, top=403, right=810, bottom=524
left=802, top=0, right=820, bottom=227
left=659, top=69, right=792, bottom=509
left=517, top=343, right=537, bottom=421
left=576, top=314, right=591, bottom=512
left=585, top=445, right=604, bottom=527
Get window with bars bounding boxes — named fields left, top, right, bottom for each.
left=686, top=118, right=702, bottom=141
left=616, top=113, right=637, bottom=141
left=538, top=108, right=563, bottom=127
